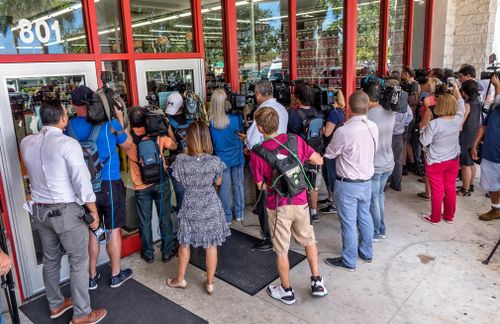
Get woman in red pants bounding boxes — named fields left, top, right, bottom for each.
left=419, top=84, right=465, bottom=224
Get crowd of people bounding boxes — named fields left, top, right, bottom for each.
left=17, top=64, right=500, bottom=321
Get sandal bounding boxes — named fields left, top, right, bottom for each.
left=417, top=192, right=430, bottom=201
left=456, top=188, right=471, bottom=197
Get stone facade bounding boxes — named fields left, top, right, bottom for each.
left=431, top=0, right=498, bottom=72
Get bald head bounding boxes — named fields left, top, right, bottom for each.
left=349, top=91, right=369, bottom=115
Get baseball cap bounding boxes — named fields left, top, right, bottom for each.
left=71, top=85, right=93, bottom=106
left=165, top=91, right=184, bottom=115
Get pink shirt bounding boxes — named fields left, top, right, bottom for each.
left=250, top=134, right=315, bottom=210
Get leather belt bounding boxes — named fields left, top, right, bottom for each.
left=33, top=202, right=69, bottom=207
left=336, top=177, right=370, bottom=183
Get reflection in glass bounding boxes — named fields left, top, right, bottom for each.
left=411, top=0, right=426, bottom=69
left=356, top=0, right=380, bottom=86
left=202, top=0, right=224, bottom=101
left=145, top=70, right=194, bottom=111
left=96, top=0, right=124, bottom=53
left=102, top=61, right=129, bottom=105
left=130, top=0, right=194, bottom=53
left=7, top=75, right=86, bottom=264
left=237, top=0, right=289, bottom=91
left=0, top=0, right=88, bottom=54
left=296, top=0, right=343, bottom=88
left=388, top=0, right=406, bottom=72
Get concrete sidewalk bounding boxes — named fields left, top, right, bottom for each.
left=15, top=174, right=499, bottom=323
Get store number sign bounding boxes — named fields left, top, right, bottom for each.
left=18, top=19, right=62, bottom=44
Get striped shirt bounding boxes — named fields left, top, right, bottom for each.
left=325, top=115, right=379, bottom=180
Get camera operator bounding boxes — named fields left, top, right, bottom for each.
left=125, top=106, right=178, bottom=263
left=386, top=79, right=413, bottom=192
left=245, top=80, right=288, bottom=252
left=209, top=89, right=245, bottom=224
left=20, top=100, right=107, bottom=323
left=457, top=64, right=492, bottom=103
left=471, top=75, right=500, bottom=221
left=165, top=91, right=195, bottom=210
left=68, top=86, right=134, bottom=290
left=288, top=83, right=324, bottom=223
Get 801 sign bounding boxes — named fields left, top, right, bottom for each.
left=18, top=19, right=62, bottom=44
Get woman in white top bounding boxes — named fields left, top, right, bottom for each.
left=420, top=84, right=464, bottom=224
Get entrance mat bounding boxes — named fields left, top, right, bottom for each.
left=189, top=229, right=306, bottom=296
left=20, top=266, right=207, bottom=324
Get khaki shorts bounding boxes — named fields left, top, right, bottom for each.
left=267, top=204, right=316, bottom=255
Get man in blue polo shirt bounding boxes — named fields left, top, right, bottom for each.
left=69, top=86, right=134, bottom=289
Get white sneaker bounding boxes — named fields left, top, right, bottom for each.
left=379, top=235, right=387, bottom=239
left=266, top=284, right=296, bottom=305
left=311, top=277, right=328, bottom=297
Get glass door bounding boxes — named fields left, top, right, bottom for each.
left=0, top=62, right=98, bottom=297
left=133, top=59, right=205, bottom=241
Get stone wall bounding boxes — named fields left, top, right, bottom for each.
left=431, top=0, right=498, bottom=72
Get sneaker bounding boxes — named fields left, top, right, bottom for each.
left=421, top=215, right=439, bottom=225
left=479, top=208, right=500, bottom=221
left=50, top=297, right=73, bottom=319
left=140, top=253, right=154, bottom=264
left=358, top=252, right=372, bottom=263
left=443, top=219, right=454, bottom=224
left=318, top=198, right=332, bottom=206
left=110, top=268, right=133, bottom=288
left=235, top=217, right=243, bottom=222
left=266, top=284, right=296, bottom=305
left=417, top=192, right=430, bottom=201
left=70, top=308, right=107, bottom=324
left=310, top=277, right=328, bottom=297
left=324, top=257, right=355, bottom=272
left=319, top=205, right=337, bottom=214
left=372, top=237, right=381, bottom=243
left=162, top=252, right=176, bottom=263
left=379, top=235, right=387, bottom=239
left=89, top=273, right=100, bottom=290
left=253, top=239, right=273, bottom=252
left=312, top=213, right=319, bottom=223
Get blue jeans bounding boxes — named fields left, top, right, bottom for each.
left=334, top=180, right=373, bottom=268
left=135, top=179, right=176, bottom=258
left=324, top=157, right=337, bottom=194
left=370, top=170, right=392, bottom=238
left=219, top=164, right=245, bottom=223
left=170, top=170, right=185, bottom=211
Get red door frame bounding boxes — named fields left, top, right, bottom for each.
left=378, top=0, right=390, bottom=76
left=403, top=0, right=415, bottom=66
left=343, top=0, right=358, bottom=111
left=422, top=0, right=435, bottom=69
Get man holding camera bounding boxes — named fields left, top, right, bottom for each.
left=245, top=80, right=288, bottom=252
left=364, top=81, right=396, bottom=241
left=126, top=106, right=178, bottom=263
left=21, top=100, right=107, bottom=323
left=69, top=86, right=134, bottom=290
left=471, top=75, right=500, bottom=221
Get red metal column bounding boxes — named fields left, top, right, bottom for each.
left=84, top=0, right=102, bottom=86
left=422, top=0, right=434, bottom=69
left=192, top=0, right=205, bottom=56
left=289, top=0, right=297, bottom=81
left=343, top=0, right=357, bottom=110
left=378, top=0, right=390, bottom=76
left=403, top=0, right=414, bottom=66
left=121, top=0, right=139, bottom=106
left=222, top=0, right=240, bottom=92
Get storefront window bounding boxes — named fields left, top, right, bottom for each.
left=202, top=0, right=224, bottom=100
left=237, top=0, right=289, bottom=92
left=0, top=0, right=88, bottom=54
left=96, top=0, right=124, bottom=53
left=356, top=0, right=380, bottom=86
left=411, top=0, right=426, bottom=69
left=129, top=0, right=194, bottom=53
left=388, top=0, right=406, bottom=72
left=296, top=0, right=343, bottom=88
left=102, top=61, right=129, bottom=105
left=145, top=69, right=194, bottom=110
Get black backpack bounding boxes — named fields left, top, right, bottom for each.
left=144, top=105, right=169, bottom=137
left=132, top=131, right=165, bottom=185
left=85, top=87, right=129, bottom=128
left=253, top=135, right=311, bottom=198
left=297, top=109, right=325, bottom=154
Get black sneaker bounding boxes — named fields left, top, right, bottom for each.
left=266, top=284, right=296, bottom=305
left=311, top=276, right=328, bottom=297
left=319, top=205, right=337, bottom=214
left=110, top=268, right=133, bottom=288
left=318, top=198, right=332, bottom=206
left=162, top=252, right=176, bottom=263
left=325, top=257, right=356, bottom=272
left=358, top=252, right=372, bottom=263
left=312, top=213, right=319, bottom=223
left=253, top=239, right=273, bottom=252
left=140, top=253, right=154, bottom=264
left=89, top=273, right=100, bottom=290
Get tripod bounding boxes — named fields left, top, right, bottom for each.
left=482, top=239, right=500, bottom=265
left=0, top=223, right=20, bottom=324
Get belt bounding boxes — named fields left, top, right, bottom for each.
left=336, top=177, right=370, bottom=183
left=33, top=202, right=70, bottom=207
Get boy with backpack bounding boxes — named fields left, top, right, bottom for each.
left=250, top=107, right=328, bottom=305
left=287, top=83, right=324, bottom=222
left=68, top=86, right=133, bottom=290
left=125, top=106, right=178, bottom=263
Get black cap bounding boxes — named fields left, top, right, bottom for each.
left=71, top=85, right=93, bottom=106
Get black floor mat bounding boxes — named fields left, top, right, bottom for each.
left=189, top=229, right=306, bottom=296
left=20, top=266, right=207, bottom=324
